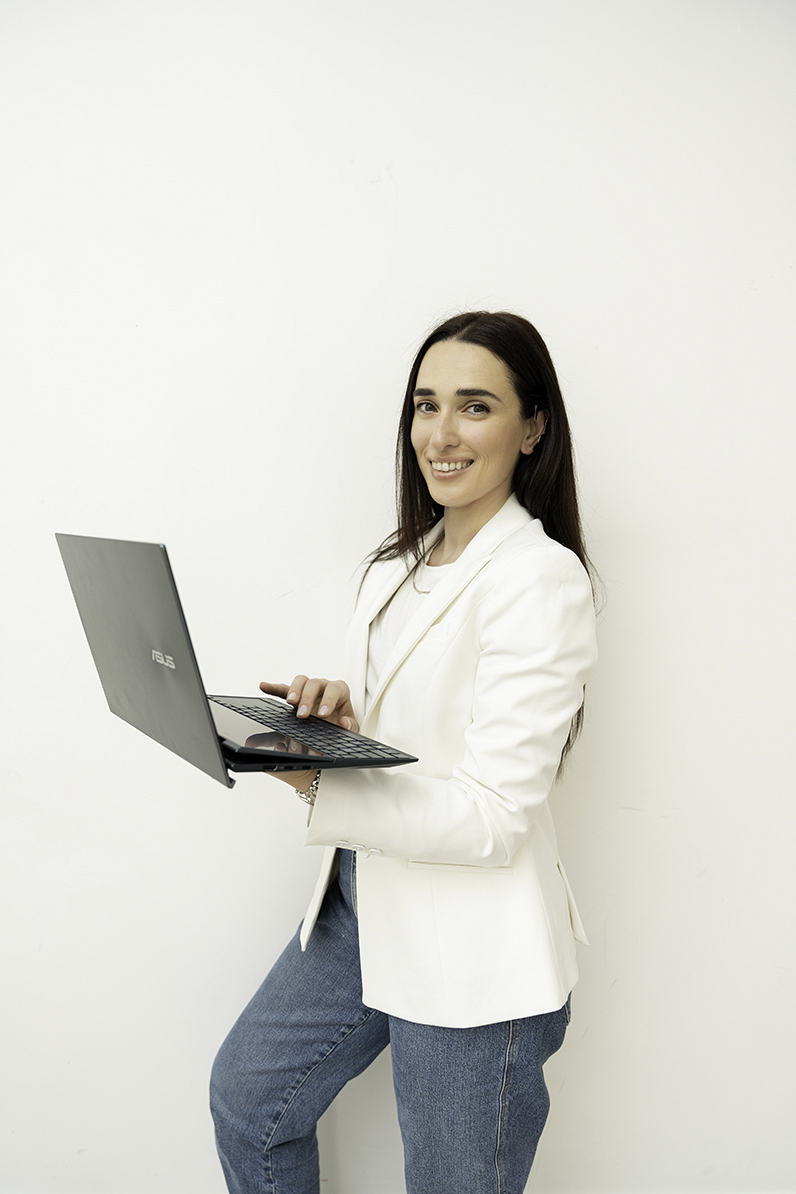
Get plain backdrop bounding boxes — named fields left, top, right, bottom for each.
left=1, top=1, right=794, bottom=1191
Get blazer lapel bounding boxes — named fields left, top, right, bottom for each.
left=361, top=496, right=534, bottom=735
left=345, top=553, right=417, bottom=720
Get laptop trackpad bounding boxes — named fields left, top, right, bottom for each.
left=208, top=702, right=324, bottom=760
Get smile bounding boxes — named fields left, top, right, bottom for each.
left=430, top=460, right=473, bottom=473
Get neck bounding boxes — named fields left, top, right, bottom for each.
left=429, top=490, right=511, bottom=566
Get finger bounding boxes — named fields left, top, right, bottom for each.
left=295, top=677, right=329, bottom=718
left=259, top=681, right=290, bottom=699
left=316, top=680, right=351, bottom=718
left=283, top=675, right=310, bottom=706
left=322, top=694, right=358, bottom=733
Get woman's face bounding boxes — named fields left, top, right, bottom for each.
left=410, top=339, right=542, bottom=525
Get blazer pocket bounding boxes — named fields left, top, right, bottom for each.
left=556, top=859, right=589, bottom=944
left=408, top=860, right=514, bottom=875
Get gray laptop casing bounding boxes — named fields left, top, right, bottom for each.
left=56, top=534, right=416, bottom=786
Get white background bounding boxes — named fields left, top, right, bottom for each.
left=1, top=1, right=794, bottom=1191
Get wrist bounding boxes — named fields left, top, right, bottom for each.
left=292, top=769, right=319, bottom=795
left=295, top=770, right=321, bottom=807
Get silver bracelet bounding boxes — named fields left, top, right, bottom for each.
left=295, top=771, right=321, bottom=806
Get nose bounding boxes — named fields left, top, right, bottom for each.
left=429, top=409, right=459, bottom=450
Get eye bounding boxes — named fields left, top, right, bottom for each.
left=414, top=400, right=437, bottom=414
left=465, top=401, right=490, bottom=415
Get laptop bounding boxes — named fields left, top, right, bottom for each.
left=56, top=533, right=417, bottom=788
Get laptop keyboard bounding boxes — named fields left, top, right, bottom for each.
left=210, top=697, right=406, bottom=760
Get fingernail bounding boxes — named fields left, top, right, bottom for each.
left=298, top=705, right=308, bottom=717
left=319, top=705, right=329, bottom=716
left=287, top=692, right=297, bottom=702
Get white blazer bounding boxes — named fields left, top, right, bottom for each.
left=302, top=495, right=597, bottom=1028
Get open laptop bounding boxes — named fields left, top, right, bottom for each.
left=56, top=533, right=417, bottom=788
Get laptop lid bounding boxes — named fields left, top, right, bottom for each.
left=57, top=534, right=235, bottom=786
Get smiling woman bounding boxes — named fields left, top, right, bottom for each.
left=410, top=338, right=547, bottom=563
left=373, top=311, right=590, bottom=589
left=210, top=311, right=598, bottom=1194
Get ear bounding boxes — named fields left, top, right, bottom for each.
left=520, top=409, right=549, bottom=455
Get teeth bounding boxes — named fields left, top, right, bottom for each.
left=433, top=460, right=472, bottom=472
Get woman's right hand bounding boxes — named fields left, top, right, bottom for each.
left=259, top=676, right=360, bottom=734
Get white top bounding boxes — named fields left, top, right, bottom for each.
left=366, top=557, right=450, bottom=711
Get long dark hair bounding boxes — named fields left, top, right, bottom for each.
left=371, top=311, right=593, bottom=578
left=369, top=310, right=595, bottom=760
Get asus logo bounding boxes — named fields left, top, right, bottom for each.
left=151, top=650, right=176, bottom=669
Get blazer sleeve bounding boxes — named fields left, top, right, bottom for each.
left=304, top=545, right=597, bottom=867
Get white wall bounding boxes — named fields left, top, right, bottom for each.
left=1, top=1, right=794, bottom=1190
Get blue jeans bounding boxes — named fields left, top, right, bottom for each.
left=210, top=850, right=570, bottom=1194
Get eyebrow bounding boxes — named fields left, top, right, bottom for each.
left=413, top=387, right=503, bottom=401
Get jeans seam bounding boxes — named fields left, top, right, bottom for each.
left=493, top=1020, right=515, bottom=1194
left=349, top=850, right=358, bottom=918
left=262, top=1005, right=383, bottom=1155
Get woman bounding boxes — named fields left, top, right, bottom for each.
left=210, top=311, right=598, bottom=1194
